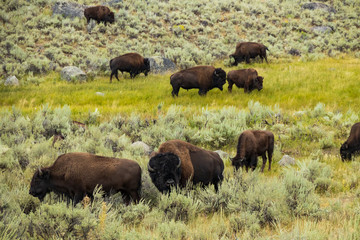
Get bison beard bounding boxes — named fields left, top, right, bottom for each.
left=340, top=122, right=360, bottom=161
left=29, top=153, right=142, bottom=205
left=148, top=153, right=182, bottom=193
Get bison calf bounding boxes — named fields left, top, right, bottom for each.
left=84, top=5, right=115, bottom=25
left=148, top=140, right=224, bottom=193
left=340, top=122, right=360, bottom=161
left=29, top=152, right=142, bottom=205
left=231, top=130, right=274, bottom=172
left=227, top=68, right=263, bottom=93
left=229, top=42, right=269, bottom=65
left=110, top=53, right=150, bottom=82
left=170, top=66, right=226, bottom=96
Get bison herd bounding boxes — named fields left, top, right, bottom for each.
left=28, top=5, right=360, bottom=206
left=110, top=50, right=265, bottom=96
left=84, top=6, right=267, bottom=96
left=30, top=122, right=360, bottom=205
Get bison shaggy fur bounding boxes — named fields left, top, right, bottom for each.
left=227, top=68, right=264, bottom=93
left=170, top=66, right=226, bottom=96
left=110, top=53, right=150, bottom=82
left=29, top=152, right=142, bottom=205
left=229, top=42, right=269, bottom=65
left=148, top=140, right=224, bottom=193
left=340, top=122, right=360, bottom=161
left=231, top=130, right=274, bottom=172
left=84, top=5, right=115, bottom=25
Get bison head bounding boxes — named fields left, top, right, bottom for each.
left=230, top=157, right=245, bottom=170
left=340, top=142, right=352, bottom=161
left=105, top=12, right=115, bottom=24
left=148, top=152, right=181, bottom=193
left=29, top=168, right=51, bottom=201
left=254, top=76, right=263, bottom=91
left=143, top=58, right=150, bottom=76
left=212, top=68, right=227, bottom=90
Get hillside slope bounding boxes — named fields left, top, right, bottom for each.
left=1, top=0, right=359, bottom=79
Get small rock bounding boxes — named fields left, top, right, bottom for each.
left=60, top=66, right=87, bottom=82
left=52, top=1, right=86, bottom=19
left=131, top=141, right=152, bottom=156
left=311, top=26, right=333, bottom=34
left=96, top=92, right=105, bottom=96
left=279, top=155, right=296, bottom=166
left=4, top=76, right=19, bottom=86
left=302, top=2, right=336, bottom=13
left=148, top=56, right=177, bottom=74
left=215, top=150, right=229, bottom=160
left=103, top=0, right=123, bottom=8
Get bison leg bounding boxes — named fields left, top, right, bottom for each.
left=73, top=192, right=85, bottom=206
left=250, top=155, right=258, bottom=171
left=260, top=154, right=267, bottom=172
left=129, top=191, right=140, bottom=204
left=245, top=56, right=251, bottom=64
left=198, top=89, right=207, bottom=96
left=268, top=147, right=273, bottom=171
left=121, top=190, right=134, bottom=205
left=171, top=85, right=179, bottom=97
left=228, top=82, right=234, bottom=93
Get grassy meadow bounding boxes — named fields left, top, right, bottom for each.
left=1, top=0, right=360, bottom=239
left=1, top=57, right=359, bottom=120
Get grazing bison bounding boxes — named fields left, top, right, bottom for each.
left=29, top=152, right=141, bottom=205
left=229, top=42, right=269, bottom=65
left=170, top=66, right=226, bottom=96
left=227, top=68, right=264, bottom=93
left=340, top=122, right=360, bottom=161
left=84, top=5, right=115, bottom=25
left=148, top=140, right=224, bottom=193
left=231, top=130, right=274, bottom=172
left=110, top=53, right=150, bottom=82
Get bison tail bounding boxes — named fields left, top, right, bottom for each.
left=265, top=46, right=270, bottom=52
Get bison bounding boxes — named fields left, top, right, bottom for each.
left=231, top=130, right=274, bottom=172
left=148, top=140, right=224, bottom=193
left=340, top=122, right=360, bottom=161
left=229, top=42, right=269, bottom=65
left=84, top=5, right=115, bottom=25
left=170, top=66, right=226, bottom=96
left=29, top=152, right=142, bottom=205
left=110, top=53, right=150, bottom=82
left=227, top=68, right=264, bottom=93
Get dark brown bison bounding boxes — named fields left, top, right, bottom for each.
left=29, top=152, right=141, bottom=205
left=229, top=42, right=269, bottom=65
left=110, top=53, right=150, bottom=82
left=340, top=122, right=360, bottom=161
left=231, top=130, right=274, bottom=172
left=227, top=68, right=264, bottom=93
left=170, top=66, right=226, bottom=96
left=84, top=6, right=115, bottom=25
left=148, top=140, right=224, bottom=193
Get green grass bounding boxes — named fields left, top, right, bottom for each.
left=1, top=57, right=359, bottom=121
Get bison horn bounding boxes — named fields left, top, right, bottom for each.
left=148, top=162, right=155, bottom=172
left=176, top=156, right=181, bottom=168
